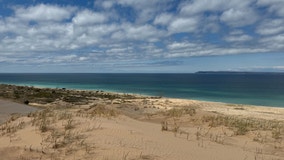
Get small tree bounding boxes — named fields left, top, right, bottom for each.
left=24, top=100, right=29, bottom=105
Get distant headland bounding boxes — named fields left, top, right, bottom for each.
left=195, top=71, right=284, bottom=74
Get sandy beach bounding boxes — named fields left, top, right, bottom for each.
left=0, top=85, right=283, bottom=160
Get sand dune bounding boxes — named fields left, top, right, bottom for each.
left=0, top=86, right=283, bottom=159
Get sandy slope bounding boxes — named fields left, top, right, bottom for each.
left=0, top=113, right=282, bottom=160
left=168, top=98, right=284, bottom=120
left=90, top=116, right=256, bottom=160
left=0, top=96, right=284, bottom=159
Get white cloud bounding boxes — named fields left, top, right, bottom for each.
left=220, top=8, right=258, bottom=27
left=67, top=24, right=119, bottom=49
left=224, top=31, right=253, bottom=42
left=53, top=54, right=77, bottom=63
left=179, top=0, right=259, bottom=28
left=166, top=41, right=215, bottom=57
left=0, top=21, right=76, bottom=52
left=14, top=4, right=75, bottom=22
left=273, top=66, right=284, bottom=70
left=168, top=17, right=199, bottom=34
left=180, top=0, right=253, bottom=15
left=0, top=20, right=6, bottom=32
left=165, top=41, right=270, bottom=58
left=225, top=35, right=253, bottom=42
left=256, top=19, right=284, bottom=35
left=95, top=0, right=173, bottom=23
left=153, top=13, right=173, bottom=25
left=111, top=23, right=164, bottom=41
left=200, top=15, right=220, bottom=33
left=259, top=33, right=284, bottom=50
left=166, top=46, right=269, bottom=58
left=1, top=1, right=284, bottom=70
left=114, top=0, right=166, bottom=10
left=78, top=57, right=88, bottom=61
left=72, top=9, right=107, bottom=25
left=106, top=47, right=128, bottom=53
left=167, top=42, right=199, bottom=50
left=0, top=16, right=28, bottom=34
left=0, top=4, right=120, bottom=53
left=101, top=0, right=114, bottom=9
left=257, top=0, right=284, bottom=17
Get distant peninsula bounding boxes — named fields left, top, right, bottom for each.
left=195, top=71, right=284, bottom=74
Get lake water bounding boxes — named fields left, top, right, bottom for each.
left=0, top=73, right=284, bottom=107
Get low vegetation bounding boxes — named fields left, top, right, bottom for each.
left=0, top=84, right=143, bottom=105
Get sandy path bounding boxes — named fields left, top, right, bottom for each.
left=0, top=99, right=38, bottom=124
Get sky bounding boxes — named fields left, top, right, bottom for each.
left=0, top=0, right=284, bottom=73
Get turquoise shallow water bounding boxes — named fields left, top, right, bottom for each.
left=0, top=73, right=284, bottom=107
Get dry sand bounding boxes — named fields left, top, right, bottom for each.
left=0, top=94, right=284, bottom=159
left=168, top=98, right=284, bottom=120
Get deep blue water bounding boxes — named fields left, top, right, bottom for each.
left=0, top=73, right=284, bottom=107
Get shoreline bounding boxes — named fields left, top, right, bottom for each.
left=1, top=83, right=284, bottom=108
left=1, top=84, right=284, bottom=121
left=1, top=81, right=283, bottom=108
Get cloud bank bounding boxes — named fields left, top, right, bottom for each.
left=0, top=0, right=283, bottom=72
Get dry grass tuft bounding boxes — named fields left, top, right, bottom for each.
left=164, top=107, right=196, bottom=117
left=84, top=104, right=118, bottom=117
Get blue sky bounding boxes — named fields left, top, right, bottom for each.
left=0, top=0, right=284, bottom=73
